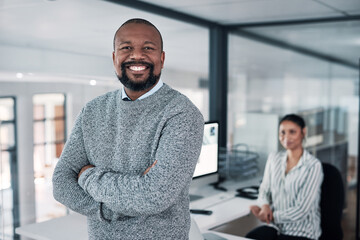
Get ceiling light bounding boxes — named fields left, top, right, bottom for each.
left=89, top=80, right=97, bottom=86
left=16, top=73, right=23, bottom=79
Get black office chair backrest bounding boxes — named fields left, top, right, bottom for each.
left=319, top=162, right=344, bottom=240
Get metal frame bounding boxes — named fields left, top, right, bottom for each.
left=209, top=26, right=228, bottom=148
left=226, top=15, right=360, bottom=28
left=357, top=58, right=360, bottom=240
left=104, top=0, right=216, bottom=28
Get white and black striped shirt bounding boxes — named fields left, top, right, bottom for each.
left=257, top=150, right=323, bottom=239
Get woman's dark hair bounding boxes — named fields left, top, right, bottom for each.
left=279, top=114, right=306, bottom=129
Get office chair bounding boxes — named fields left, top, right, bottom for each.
left=319, top=162, right=344, bottom=240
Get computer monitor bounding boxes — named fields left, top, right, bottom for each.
left=189, top=121, right=219, bottom=201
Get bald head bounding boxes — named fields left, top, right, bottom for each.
left=113, top=18, right=163, bottom=52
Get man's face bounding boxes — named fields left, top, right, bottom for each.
left=113, top=23, right=165, bottom=91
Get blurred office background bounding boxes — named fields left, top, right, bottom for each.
left=0, top=0, right=359, bottom=239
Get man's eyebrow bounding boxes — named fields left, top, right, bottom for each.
left=119, top=41, right=131, bottom=45
left=144, top=41, right=156, bottom=46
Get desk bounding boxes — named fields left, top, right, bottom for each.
left=15, top=213, right=88, bottom=240
left=190, top=177, right=259, bottom=231
left=16, top=178, right=259, bottom=240
left=191, top=197, right=256, bottom=231
left=15, top=214, right=250, bottom=240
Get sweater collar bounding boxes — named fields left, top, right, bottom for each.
left=121, top=79, right=164, bottom=101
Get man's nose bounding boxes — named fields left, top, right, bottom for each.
left=130, top=48, right=145, bottom=60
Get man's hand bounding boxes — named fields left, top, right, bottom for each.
left=77, top=160, right=157, bottom=180
left=250, top=204, right=273, bottom=224
left=142, top=160, right=157, bottom=176
left=78, top=164, right=95, bottom=179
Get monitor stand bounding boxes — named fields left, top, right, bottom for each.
left=189, top=194, right=204, bottom=202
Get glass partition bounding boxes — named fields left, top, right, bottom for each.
left=228, top=33, right=358, bottom=239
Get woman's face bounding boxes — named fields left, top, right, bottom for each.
left=279, top=120, right=306, bottom=151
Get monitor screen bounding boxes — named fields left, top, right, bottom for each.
left=189, top=121, right=219, bottom=202
left=193, top=121, right=219, bottom=178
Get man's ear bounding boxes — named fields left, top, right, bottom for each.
left=160, top=51, right=165, bottom=69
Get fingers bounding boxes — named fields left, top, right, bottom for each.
left=249, top=205, right=261, bottom=219
left=142, top=160, right=158, bottom=176
left=269, top=211, right=274, bottom=222
left=78, top=164, right=95, bottom=179
left=249, top=205, right=256, bottom=211
left=264, top=212, right=273, bottom=224
left=266, top=214, right=271, bottom=224
left=257, top=206, right=274, bottom=224
left=151, top=160, right=158, bottom=168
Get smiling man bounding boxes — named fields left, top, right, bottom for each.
left=113, top=19, right=165, bottom=100
left=52, top=19, right=204, bottom=240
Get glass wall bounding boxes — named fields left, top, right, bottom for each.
left=0, top=97, right=17, bottom=240
left=227, top=33, right=358, bottom=239
left=33, top=94, right=67, bottom=222
left=158, top=19, right=210, bottom=120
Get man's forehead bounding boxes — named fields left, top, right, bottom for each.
left=113, top=22, right=163, bottom=51
left=117, top=23, right=159, bottom=39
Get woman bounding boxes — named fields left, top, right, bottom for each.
left=246, top=114, right=323, bottom=240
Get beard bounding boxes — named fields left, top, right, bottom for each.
left=116, top=61, right=161, bottom=92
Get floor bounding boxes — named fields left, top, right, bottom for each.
left=342, top=186, right=356, bottom=240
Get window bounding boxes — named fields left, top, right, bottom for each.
left=0, top=97, right=18, bottom=240
left=33, top=94, right=67, bottom=222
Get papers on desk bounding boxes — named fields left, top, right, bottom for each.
left=190, top=192, right=235, bottom=209
left=191, top=197, right=256, bottom=231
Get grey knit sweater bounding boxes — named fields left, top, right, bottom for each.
left=52, top=84, right=204, bottom=240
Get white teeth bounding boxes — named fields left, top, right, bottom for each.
left=129, top=66, right=146, bottom=71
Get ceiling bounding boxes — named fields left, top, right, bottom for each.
left=0, top=0, right=359, bottom=82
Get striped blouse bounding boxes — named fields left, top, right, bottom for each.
left=257, top=150, right=324, bottom=239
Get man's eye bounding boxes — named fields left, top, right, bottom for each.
left=144, top=47, right=154, bottom=50
left=121, top=46, right=131, bottom=50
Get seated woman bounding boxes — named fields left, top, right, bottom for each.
left=246, top=114, right=323, bottom=240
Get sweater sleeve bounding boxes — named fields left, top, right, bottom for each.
left=273, top=161, right=323, bottom=223
left=256, top=153, right=273, bottom=206
left=52, top=109, right=102, bottom=218
left=78, top=107, right=204, bottom=216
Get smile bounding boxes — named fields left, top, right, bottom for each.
left=128, top=65, right=147, bottom=72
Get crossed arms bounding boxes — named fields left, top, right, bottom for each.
left=52, top=108, right=204, bottom=219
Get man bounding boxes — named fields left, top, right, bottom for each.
left=52, top=18, right=204, bottom=240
